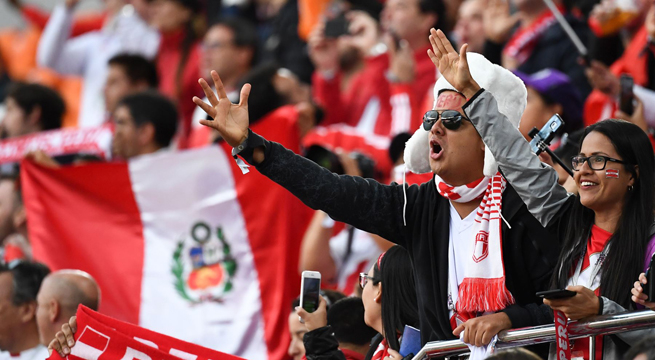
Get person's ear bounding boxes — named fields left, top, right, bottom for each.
left=27, top=105, right=42, bottom=130
left=374, top=283, right=383, bottom=304
left=19, top=301, right=37, bottom=323
left=133, top=80, right=150, bottom=93
left=49, top=299, right=60, bottom=323
left=138, top=123, right=156, bottom=146
left=628, top=165, right=639, bottom=187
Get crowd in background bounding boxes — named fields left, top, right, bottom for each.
left=2, top=0, right=655, bottom=359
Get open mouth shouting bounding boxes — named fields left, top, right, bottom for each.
left=430, top=138, right=444, bottom=160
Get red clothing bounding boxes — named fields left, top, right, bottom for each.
left=312, top=45, right=436, bottom=137
left=584, top=27, right=649, bottom=126
left=21, top=5, right=106, bottom=36
left=156, top=29, right=203, bottom=149
left=569, top=225, right=612, bottom=360
left=341, top=348, right=365, bottom=360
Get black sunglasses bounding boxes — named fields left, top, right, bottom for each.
left=571, top=155, right=630, bottom=171
left=422, top=110, right=470, bottom=131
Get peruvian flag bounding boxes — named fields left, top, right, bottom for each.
left=22, top=113, right=313, bottom=360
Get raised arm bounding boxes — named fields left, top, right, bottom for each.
left=427, top=29, right=571, bottom=227
left=37, top=2, right=93, bottom=76
left=193, top=72, right=415, bottom=245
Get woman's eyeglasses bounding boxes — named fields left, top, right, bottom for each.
left=422, top=110, right=470, bottom=131
left=571, top=155, right=629, bottom=171
left=359, top=273, right=375, bottom=289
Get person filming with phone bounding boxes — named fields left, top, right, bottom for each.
left=424, top=27, right=655, bottom=359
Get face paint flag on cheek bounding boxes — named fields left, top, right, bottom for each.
left=606, top=169, right=620, bottom=178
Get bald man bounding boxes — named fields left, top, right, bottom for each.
left=35, top=270, right=100, bottom=346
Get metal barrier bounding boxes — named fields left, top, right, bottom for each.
left=412, top=310, right=655, bottom=359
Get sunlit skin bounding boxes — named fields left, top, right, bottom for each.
left=428, top=91, right=486, bottom=187
left=573, top=131, right=635, bottom=231
left=287, top=312, right=307, bottom=360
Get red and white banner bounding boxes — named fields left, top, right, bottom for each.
left=49, top=305, right=244, bottom=360
left=0, top=124, right=112, bottom=163
left=22, top=116, right=312, bottom=360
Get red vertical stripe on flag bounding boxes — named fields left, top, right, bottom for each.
left=21, top=160, right=144, bottom=324
left=224, top=106, right=313, bottom=360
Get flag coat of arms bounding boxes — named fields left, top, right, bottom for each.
left=22, top=113, right=312, bottom=360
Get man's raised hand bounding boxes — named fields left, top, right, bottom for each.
left=193, top=71, right=251, bottom=148
left=427, top=28, right=480, bottom=99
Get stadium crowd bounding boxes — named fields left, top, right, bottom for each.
left=1, top=0, right=655, bottom=359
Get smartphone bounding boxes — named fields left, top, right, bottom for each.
left=642, top=253, right=655, bottom=298
left=529, top=114, right=564, bottom=154
left=300, top=271, right=321, bottom=317
left=324, top=13, right=350, bottom=38
left=536, top=289, right=577, bottom=299
left=399, top=325, right=421, bottom=358
left=619, top=74, right=635, bottom=116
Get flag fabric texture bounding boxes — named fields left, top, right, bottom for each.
left=23, top=117, right=312, bottom=360
left=49, top=305, right=245, bottom=360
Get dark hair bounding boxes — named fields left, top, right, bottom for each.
left=327, top=297, right=378, bottom=346
left=209, top=17, right=258, bottom=66
left=551, top=119, right=655, bottom=308
left=7, top=82, right=65, bottom=131
left=117, top=91, right=179, bottom=148
left=389, top=132, right=411, bottom=164
left=108, top=54, right=159, bottom=88
left=170, top=0, right=202, bottom=100
left=419, top=0, right=445, bottom=30
left=623, top=334, right=655, bottom=360
left=0, top=261, right=51, bottom=306
left=371, top=246, right=419, bottom=352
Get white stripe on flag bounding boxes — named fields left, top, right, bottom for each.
left=129, top=147, right=267, bottom=359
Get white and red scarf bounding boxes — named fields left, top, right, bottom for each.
left=436, top=174, right=515, bottom=325
left=503, top=7, right=563, bottom=66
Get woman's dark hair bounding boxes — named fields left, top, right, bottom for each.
left=551, top=119, right=655, bottom=308
left=370, top=246, right=419, bottom=352
left=237, top=62, right=285, bottom=124
left=170, top=0, right=203, bottom=100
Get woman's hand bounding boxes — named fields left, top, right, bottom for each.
left=453, top=312, right=511, bottom=347
left=632, top=272, right=655, bottom=309
left=427, top=28, right=481, bottom=99
left=193, top=70, right=251, bottom=148
left=296, top=296, right=328, bottom=332
left=544, top=285, right=600, bottom=320
left=385, top=348, right=403, bottom=360
left=48, top=316, right=77, bottom=357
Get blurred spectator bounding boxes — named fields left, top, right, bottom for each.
left=6, top=0, right=107, bottom=36
left=484, top=0, right=592, bottom=98
left=0, top=170, right=29, bottom=264
left=486, top=348, right=543, bottom=359
left=111, top=91, right=179, bottom=160
left=105, top=54, right=159, bottom=117
left=515, top=69, right=583, bottom=138
left=287, top=290, right=346, bottom=360
left=0, top=261, right=50, bottom=360
left=36, top=270, right=100, bottom=346
left=622, top=335, right=655, bottom=360
left=0, top=82, right=65, bottom=139
left=37, top=0, right=160, bottom=128
left=149, top=0, right=204, bottom=148
left=326, top=297, right=378, bottom=358
left=453, top=0, right=486, bottom=54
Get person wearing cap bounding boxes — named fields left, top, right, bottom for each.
left=193, top=28, right=559, bottom=351
left=514, top=68, right=584, bottom=140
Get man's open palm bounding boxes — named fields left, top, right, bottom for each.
left=427, top=29, right=479, bottom=97
left=193, top=71, right=251, bottom=148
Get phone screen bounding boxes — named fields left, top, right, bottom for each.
left=301, top=277, right=321, bottom=312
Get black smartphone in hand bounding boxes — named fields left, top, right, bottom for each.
left=536, top=289, right=577, bottom=299
left=619, top=74, right=635, bottom=116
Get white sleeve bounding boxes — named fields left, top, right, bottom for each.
left=633, top=85, right=655, bottom=129
left=37, top=4, right=94, bottom=75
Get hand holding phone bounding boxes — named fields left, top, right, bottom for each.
left=536, top=289, right=577, bottom=299
left=299, top=271, right=321, bottom=322
left=529, top=114, right=564, bottom=154
left=642, top=254, right=655, bottom=298
left=619, top=74, right=635, bottom=116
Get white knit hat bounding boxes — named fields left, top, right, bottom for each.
left=403, top=52, right=527, bottom=177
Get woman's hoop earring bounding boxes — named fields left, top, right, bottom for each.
left=628, top=185, right=634, bottom=191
